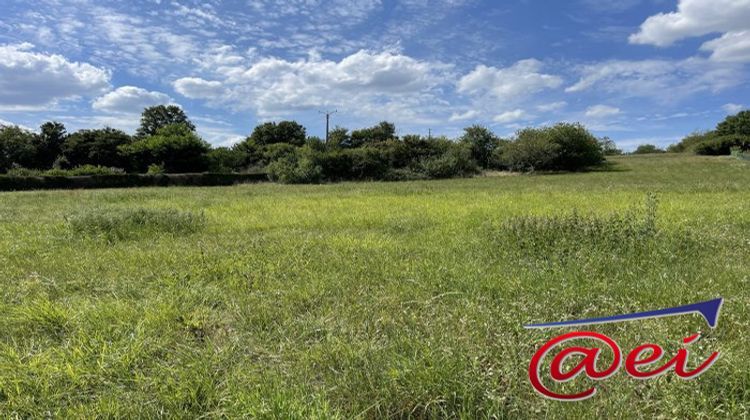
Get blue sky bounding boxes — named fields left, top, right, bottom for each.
left=1, top=0, right=749, bottom=150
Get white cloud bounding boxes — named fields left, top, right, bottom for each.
left=723, top=103, right=745, bottom=114
left=449, top=110, right=480, bottom=121
left=537, top=101, right=567, bottom=112
left=700, top=30, right=750, bottom=62
left=92, top=86, right=173, bottom=114
left=0, top=43, right=110, bottom=110
left=192, top=49, right=452, bottom=121
left=585, top=104, right=621, bottom=118
left=630, top=0, right=750, bottom=46
left=630, top=0, right=750, bottom=62
left=566, top=58, right=743, bottom=99
left=173, top=77, right=224, bottom=99
left=458, top=59, right=563, bottom=100
left=493, top=109, right=528, bottom=124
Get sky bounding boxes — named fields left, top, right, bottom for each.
left=0, top=0, right=749, bottom=150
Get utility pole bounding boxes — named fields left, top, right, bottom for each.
left=319, top=110, right=337, bottom=144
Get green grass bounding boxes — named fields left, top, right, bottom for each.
left=0, top=154, right=748, bottom=418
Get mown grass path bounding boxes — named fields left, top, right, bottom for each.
left=1, top=154, right=748, bottom=417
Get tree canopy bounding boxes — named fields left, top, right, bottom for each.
left=136, top=105, right=195, bottom=138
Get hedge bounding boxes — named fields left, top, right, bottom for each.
left=0, top=173, right=268, bottom=191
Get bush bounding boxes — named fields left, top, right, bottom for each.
left=6, top=165, right=125, bottom=177
left=716, top=110, right=750, bottom=136
left=418, top=145, right=478, bottom=179
left=499, top=123, right=603, bottom=172
left=0, top=173, right=267, bottom=191
left=0, top=125, right=39, bottom=172
left=207, top=147, right=248, bottom=173
left=61, top=128, right=132, bottom=169
left=693, top=135, right=750, bottom=155
left=668, top=131, right=715, bottom=153
left=500, top=130, right=560, bottom=172
left=266, top=148, right=322, bottom=184
left=120, top=123, right=210, bottom=173
left=632, top=144, right=665, bottom=154
left=546, top=123, right=604, bottom=170
left=147, top=163, right=165, bottom=175
left=459, top=125, right=501, bottom=169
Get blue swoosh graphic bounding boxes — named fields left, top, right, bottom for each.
left=524, top=298, right=723, bottom=329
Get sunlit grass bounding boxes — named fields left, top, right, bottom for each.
left=0, top=154, right=748, bottom=417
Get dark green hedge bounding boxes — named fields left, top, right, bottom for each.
left=0, top=173, right=268, bottom=191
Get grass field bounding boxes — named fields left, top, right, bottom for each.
left=1, top=154, right=748, bottom=418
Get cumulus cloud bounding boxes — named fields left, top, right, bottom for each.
left=92, top=86, right=173, bottom=114
left=0, top=43, right=110, bottom=110
left=700, top=31, right=750, bottom=62
left=585, top=104, right=621, bottom=118
left=180, top=49, right=452, bottom=121
left=173, top=77, right=224, bottom=99
left=723, top=103, right=745, bottom=114
left=457, top=59, right=563, bottom=100
left=630, top=0, right=750, bottom=62
left=493, top=109, right=528, bottom=124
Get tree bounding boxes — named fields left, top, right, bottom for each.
left=349, top=121, right=396, bottom=147
left=61, top=128, right=133, bottom=169
left=500, top=128, right=560, bottom=172
left=327, top=126, right=350, bottom=148
left=249, top=121, right=306, bottom=146
left=598, top=137, right=622, bottom=156
left=546, top=123, right=604, bottom=170
left=136, top=105, right=195, bottom=138
left=459, top=125, right=500, bottom=168
left=716, top=110, right=750, bottom=136
left=0, top=125, right=37, bottom=172
left=34, top=121, right=67, bottom=168
left=121, top=123, right=210, bottom=173
left=632, top=144, right=665, bottom=154
left=498, top=123, right=603, bottom=172
left=207, top=147, right=248, bottom=173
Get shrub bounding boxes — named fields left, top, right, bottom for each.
left=500, top=130, right=560, bottom=172
left=67, top=208, right=206, bottom=241
left=459, top=125, right=503, bottom=169
left=61, top=128, right=132, bottom=169
left=632, top=144, right=665, bottom=154
left=120, top=123, right=210, bottom=173
left=207, top=147, right=248, bottom=173
left=499, top=123, right=603, bottom=172
left=266, top=148, right=322, bottom=184
left=546, top=123, right=604, bottom=170
left=147, top=163, right=165, bottom=175
left=347, top=147, right=390, bottom=179
left=261, top=143, right=298, bottom=166
left=6, top=165, right=125, bottom=177
left=668, top=131, right=715, bottom=153
left=716, top=110, right=750, bottom=136
left=418, top=145, right=478, bottom=179
left=0, top=125, right=38, bottom=172
left=693, top=135, right=750, bottom=155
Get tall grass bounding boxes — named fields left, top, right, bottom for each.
left=0, top=155, right=747, bottom=418
left=67, top=208, right=206, bottom=241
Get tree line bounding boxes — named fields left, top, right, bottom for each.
left=1, top=105, right=614, bottom=182
left=628, top=110, right=750, bottom=155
